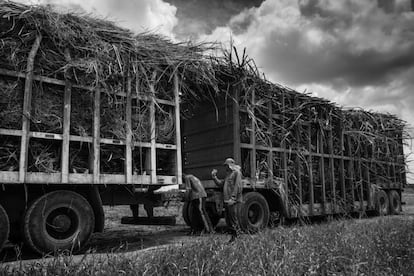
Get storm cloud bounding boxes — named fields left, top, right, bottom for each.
left=199, top=0, right=414, bottom=121
left=15, top=0, right=178, bottom=36
left=206, top=0, right=414, bottom=87
left=164, top=0, right=263, bottom=39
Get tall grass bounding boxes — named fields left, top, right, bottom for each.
left=2, top=216, right=414, bottom=275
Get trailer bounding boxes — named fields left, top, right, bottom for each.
left=0, top=1, right=213, bottom=255
left=182, top=58, right=407, bottom=233
left=0, top=66, right=184, bottom=249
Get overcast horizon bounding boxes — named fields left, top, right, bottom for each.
left=16, top=0, right=414, bottom=181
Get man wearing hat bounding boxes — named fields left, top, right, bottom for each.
left=211, top=158, right=243, bottom=242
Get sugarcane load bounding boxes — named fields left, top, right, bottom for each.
left=0, top=1, right=408, bottom=255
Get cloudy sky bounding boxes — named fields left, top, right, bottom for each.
left=18, top=0, right=414, bottom=179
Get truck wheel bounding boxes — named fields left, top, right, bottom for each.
left=0, top=204, right=10, bottom=251
left=238, top=192, right=270, bottom=233
left=182, top=201, right=191, bottom=226
left=23, top=191, right=95, bottom=255
left=388, top=190, right=401, bottom=215
left=375, top=190, right=389, bottom=216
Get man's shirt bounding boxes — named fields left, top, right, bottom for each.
left=185, top=174, right=207, bottom=200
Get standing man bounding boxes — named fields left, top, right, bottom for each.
left=184, top=174, right=214, bottom=234
left=211, top=158, right=243, bottom=242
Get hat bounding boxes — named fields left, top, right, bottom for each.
left=223, top=158, right=241, bottom=171
left=223, top=158, right=236, bottom=166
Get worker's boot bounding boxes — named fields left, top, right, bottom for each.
left=130, top=204, right=139, bottom=218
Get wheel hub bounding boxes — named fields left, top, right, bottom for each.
left=247, top=203, right=262, bottom=225
left=46, top=207, right=78, bottom=240
left=51, top=214, right=72, bottom=233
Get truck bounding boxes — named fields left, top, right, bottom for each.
left=0, top=2, right=407, bottom=255
left=0, top=1, right=192, bottom=255
left=182, top=81, right=406, bottom=233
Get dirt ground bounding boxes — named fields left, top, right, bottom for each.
left=87, top=202, right=212, bottom=253
left=2, top=187, right=414, bottom=263
left=0, top=202, right=226, bottom=262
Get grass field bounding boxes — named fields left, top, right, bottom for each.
left=1, top=188, right=414, bottom=275
left=2, top=216, right=414, bottom=275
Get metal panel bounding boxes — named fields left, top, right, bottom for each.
left=281, top=92, right=289, bottom=215
left=62, top=50, right=72, bottom=183
left=267, top=100, right=274, bottom=179
left=250, top=90, right=256, bottom=179
left=233, top=90, right=241, bottom=164
left=328, top=128, right=336, bottom=212
left=125, top=76, right=133, bottom=184
left=174, top=73, right=183, bottom=185
left=339, top=116, right=346, bottom=204
left=318, top=131, right=326, bottom=210
left=346, top=136, right=356, bottom=209
left=308, top=127, right=314, bottom=215
left=93, top=90, right=101, bottom=184
left=182, top=98, right=234, bottom=180
left=149, top=80, right=157, bottom=184
left=19, top=34, right=42, bottom=183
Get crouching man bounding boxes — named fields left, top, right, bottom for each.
left=184, top=174, right=214, bottom=234
left=211, top=158, right=243, bottom=243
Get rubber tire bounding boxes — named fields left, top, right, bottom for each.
left=388, top=190, right=401, bottom=215
left=0, top=204, right=10, bottom=251
left=182, top=201, right=191, bottom=226
left=375, top=190, right=389, bottom=216
left=238, top=192, right=270, bottom=233
left=23, top=190, right=95, bottom=255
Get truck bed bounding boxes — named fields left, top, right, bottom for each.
left=0, top=68, right=182, bottom=186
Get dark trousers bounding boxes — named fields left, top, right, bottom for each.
left=225, top=202, right=240, bottom=237
left=130, top=204, right=153, bottom=218
left=192, top=197, right=213, bottom=233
